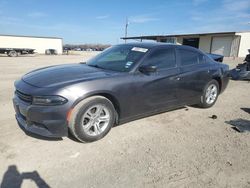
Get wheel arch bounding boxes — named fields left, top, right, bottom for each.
left=212, top=76, right=222, bottom=93
left=72, top=91, right=121, bottom=124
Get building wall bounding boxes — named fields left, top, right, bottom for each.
left=236, top=32, right=250, bottom=57
left=230, top=35, right=241, bottom=57
left=176, top=36, right=212, bottom=53
left=176, top=37, right=183, bottom=45
left=176, top=34, right=241, bottom=57
left=210, top=36, right=234, bottom=56
left=0, top=35, right=63, bottom=54
left=199, top=36, right=211, bottom=53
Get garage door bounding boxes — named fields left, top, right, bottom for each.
left=211, top=36, right=233, bottom=56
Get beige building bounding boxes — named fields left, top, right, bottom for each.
left=122, top=31, right=250, bottom=57
left=0, top=34, right=63, bottom=54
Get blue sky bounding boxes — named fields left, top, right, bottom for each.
left=0, top=0, right=249, bottom=44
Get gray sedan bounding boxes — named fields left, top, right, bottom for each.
left=13, top=43, right=229, bottom=142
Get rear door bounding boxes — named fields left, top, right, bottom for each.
left=176, top=46, right=211, bottom=104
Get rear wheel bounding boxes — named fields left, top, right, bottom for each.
left=198, top=80, right=219, bottom=108
left=68, top=96, right=116, bottom=142
left=8, top=50, right=18, bottom=57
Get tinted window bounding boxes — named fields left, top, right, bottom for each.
left=205, top=55, right=212, bottom=63
left=143, top=48, right=176, bottom=69
left=179, top=49, right=199, bottom=66
left=198, top=54, right=206, bottom=64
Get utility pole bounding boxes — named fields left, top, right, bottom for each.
left=125, top=17, right=129, bottom=43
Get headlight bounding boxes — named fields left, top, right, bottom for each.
left=32, top=96, right=68, bottom=106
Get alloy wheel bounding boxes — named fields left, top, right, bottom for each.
left=81, top=105, right=110, bottom=136
left=205, top=84, right=218, bottom=104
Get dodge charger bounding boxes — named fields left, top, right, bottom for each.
left=13, top=43, right=229, bottom=142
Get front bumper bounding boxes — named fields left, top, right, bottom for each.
left=13, top=95, right=68, bottom=138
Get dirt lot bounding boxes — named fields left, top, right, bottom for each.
left=0, top=54, right=249, bottom=188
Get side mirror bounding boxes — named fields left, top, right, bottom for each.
left=139, top=65, right=157, bottom=73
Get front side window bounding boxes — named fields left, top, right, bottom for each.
left=142, top=48, right=176, bottom=69
left=179, top=49, right=199, bottom=66
left=86, top=45, right=148, bottom=72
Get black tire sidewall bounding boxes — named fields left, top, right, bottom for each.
left=201, top=80, right=219, bottom=108
left=73, top=97, right=115, bottom=142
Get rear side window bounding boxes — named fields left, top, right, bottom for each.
left=179, top=49, right=200, bottom=66
left=198, top=54, right=206, bottom=64
left=143, top=48, right=176, bottom=69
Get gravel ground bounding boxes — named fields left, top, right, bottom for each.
left=0, top=54, right=249, bottom=188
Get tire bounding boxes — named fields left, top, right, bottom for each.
left=8, top=50, right=18, bottom=57
left=198, top=80, right=219, bottom=108
left=68, top=96, right=116, bottom=142
left=45, top=49, right=51, bottom=55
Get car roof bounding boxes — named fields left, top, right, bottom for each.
left=115, top=42, right=206, bottom=56
left=116, top=42, right=200, bottom=51
left=116, top=42, right=177, bottom=49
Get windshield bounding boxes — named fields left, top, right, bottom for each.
left=86, top=45, right=148, bottom=72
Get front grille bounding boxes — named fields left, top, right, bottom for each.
left=15, top=90, right=32, bottom=103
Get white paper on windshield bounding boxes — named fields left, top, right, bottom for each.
left=131, top=47, right=148, bottom=53
left=125, top=61, right=134, bottom=68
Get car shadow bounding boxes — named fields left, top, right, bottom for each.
left=67, top=130, right=83, bottom=143
left=0, top=165, right=50, bottom=188
left=187, top=104, right=201, bottom=108
left=114, top=106, right=187, bottom=127
left=17, top=106, right=189, bottom=143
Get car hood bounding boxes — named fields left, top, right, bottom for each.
left=22, top=63, right=115, bottom=88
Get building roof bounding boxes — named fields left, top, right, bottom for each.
left=0, top=34, right=62, bottom=39
left=121, top=31, right=250, bottom=40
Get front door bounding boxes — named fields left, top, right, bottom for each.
left=134, top=47, right=180, bottom=112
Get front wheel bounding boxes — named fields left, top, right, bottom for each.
left=198, top=80, right=219, bottom=108
left=68, top=96, right=116, bottom=142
